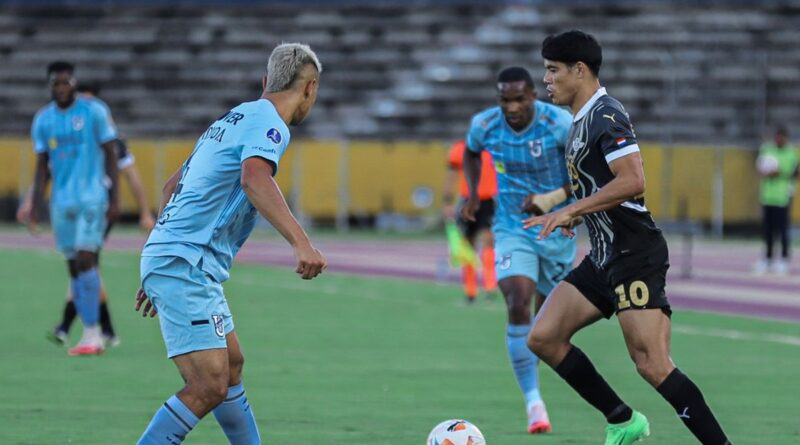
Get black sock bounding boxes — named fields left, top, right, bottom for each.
left=99, top=302, right=115, bottom=336
left=657, top=368, right=731, bottom=445
left=59, top=301, right=77, bottom=333
left=554, top=346, right=632, bottom=424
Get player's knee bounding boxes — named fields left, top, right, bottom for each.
left=506, top=295, right=530, bottom=321
left=194, top=376, right=229, bottom=407
left=527, top=325, right=554, bottom=359
left=632, top=355, right=672, bottom=386
left=74, top=251, right=96, bottom=272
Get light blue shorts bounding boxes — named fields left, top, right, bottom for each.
left=140, top=255, right=234, bottom=358
left=51, top=203, right=107, bottom=258
left=494, top=227, right=577, bottom=297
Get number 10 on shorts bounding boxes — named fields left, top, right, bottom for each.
left=615, top=280, right=650, bottom=310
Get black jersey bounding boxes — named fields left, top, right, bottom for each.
left=565, top=88, right=662, bottom=268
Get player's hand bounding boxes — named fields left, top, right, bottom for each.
left=139, top=211, right=156, bottom=231
left=294, top=243, right=327, bottom=280
left=16, top=196, right=40, bottom=235
left=106, top=201, right=120, bottom=224
left=558, top=216, right=584, bottom=239
left=523, top=207, right=576, bottom=240
left=16, top=197, right=33, bottom=224
left=460, top=196, right=480, bottom=222
left=442, top=203, right=457, bottom=220
left=134, top=287, right=158, bottom=318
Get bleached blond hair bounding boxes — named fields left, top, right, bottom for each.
left=266, top=43, right=322, bottom=93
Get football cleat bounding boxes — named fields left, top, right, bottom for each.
left=68, top=343, right=104, bottom=356
left=47, top=328, right=69, bottom=347
left=604, top=411, right=650, bottom=445
left=527, top=401, right=552, bottom=434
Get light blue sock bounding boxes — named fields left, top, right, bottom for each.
left=137, top=395, right=199, bottom=445
left=213, top=382, right=261, bottom=445
left=506, top=324, right=542, bottom=405
left=72, top=268, right=100, bottom=326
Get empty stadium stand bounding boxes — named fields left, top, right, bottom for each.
left=1, top=2, right=799, bottom=144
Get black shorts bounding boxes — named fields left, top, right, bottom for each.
left=564, top=236, right=671, bottom=319
left=457, top=198, right=495, bottom=239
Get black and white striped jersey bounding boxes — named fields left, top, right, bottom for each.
left=565, top=88, right=662, bottom=268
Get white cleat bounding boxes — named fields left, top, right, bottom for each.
left=527, top=400, right=552, bottom=434
left=772, top=259, right=789, bottom=276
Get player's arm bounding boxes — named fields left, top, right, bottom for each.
left=102, top=140, right=120, bottom=223
left=522, top=183, right=572, bottom=215
left=28, top=152, right=51, bottom=231
left=241, top=157, right=326, bottom=280
left=462, top=146, right=482, bottom=222
left=524, top=153, right=644, bottom=238
left=121, top=164, right=155, bottom=230
left=564, top=153, right=645, bottom=216
left=157, top=168, right=182, bottom=218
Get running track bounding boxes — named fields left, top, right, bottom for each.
left=2, top=232, right=799, bottom=323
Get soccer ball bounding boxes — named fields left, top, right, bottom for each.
left=426, top=419, right=486, bottom=445
left=756, top=154, right=779, bottom=175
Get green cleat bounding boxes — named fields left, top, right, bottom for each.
left=604, top=411, right=650, bottom=445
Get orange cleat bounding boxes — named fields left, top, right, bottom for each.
left=528, top=420, right=552, bottom=434
left=67, top=344, right=104, bottom=356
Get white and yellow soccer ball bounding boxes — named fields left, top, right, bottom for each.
left=426, top=419, right=485, bottom=445
left=757, top=154, right=780, bottom=175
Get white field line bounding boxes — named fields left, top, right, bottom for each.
left=673, top=325, right=800, bottom=347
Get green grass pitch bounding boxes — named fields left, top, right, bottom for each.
left=1, top=247, right=798, bottom=444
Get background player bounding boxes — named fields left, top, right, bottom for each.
left=133, top=43, right=326, bottom=445
left=18, top=83, right=156, bottom=347
left=27, top=61, right=120, bottom=356
left=462, top=66, right=575, bottom=434
left=442, top=139, right=497, bottom=302
left=525, top=30, right=732, bottom=445
left=754, top=125, right=798, bottom=275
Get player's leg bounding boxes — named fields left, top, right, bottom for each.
left=455, top=217, right=478, bottom=302
left=495, top=233, right=552, bottom=433
left=67, top=204, right=108, bottom=354
left=137, top=348, right=228, bottom=445
left=137, top=256, right=234, bottom=444
left=94, top=259, right=120, bottom=345
left=499, top=275, right=552, bottom=433
left=68, top=249, right=104, bottom=354
left=528, top=260, right=639, bottom=428
left=618, top=309, right=732, bottom=444
left=48, top=259, right=77, bottom=346
left=475, top=200, right=497, bottom=295
left=212, top=331, right=261, bottom=445
left=99, top=220, right=120, bottom=342
left=48, top=207, right=78, bottom=345
left=757, top=205, right=776, bottom=273
left=774, top=205, right=790, bottom=274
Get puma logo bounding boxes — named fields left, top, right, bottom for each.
left=603, top=113, right=616, bottom=123
left=678, top=407, right=691, bottom=419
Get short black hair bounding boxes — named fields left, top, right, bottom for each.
left=775, top=125, right=788, bottom=137
left=47, top=61, right=74, bottom=77
left=77, top=83, right=101, bottom=96
left=541, top=30, right=602, bottom=76
left=497, top=66, right=534, bottom=89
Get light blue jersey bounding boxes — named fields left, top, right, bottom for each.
left=467, top=100, right=575, bottom=293
left=143, top=99, right=290, bottom=283
left=467, top=100, right=573, bottom=231
left=31, top=96, right=117, bottom=208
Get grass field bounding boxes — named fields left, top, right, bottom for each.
left=1, top=247, right=799, bottom=445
